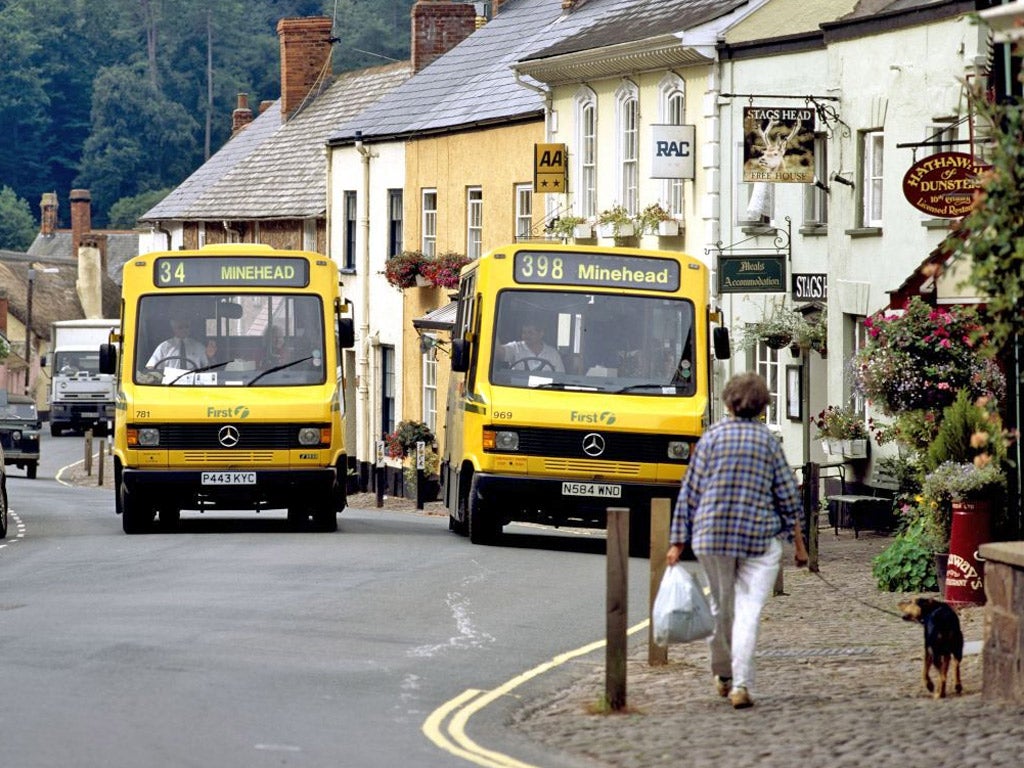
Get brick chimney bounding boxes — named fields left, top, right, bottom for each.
left=232, top=93, right=254, bottom=134
left=0, top=291, right=8, bottom=335
left=277, top=17, right=334, bottom=120
left=411, top=1, right=477, bottom=73
left=39, top=192, right=58, bottom=236
left=259, top=100, right=274, bottom=114
left=70, top=189, right=91, bottom=259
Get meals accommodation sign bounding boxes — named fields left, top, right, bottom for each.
left=743, top=107, right=815, bottom=183
left=718, top=255, right=786, bottom=294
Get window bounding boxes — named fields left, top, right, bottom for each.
left=515, top=184, right=533, bottom=240
left=574, top=87, right=597, bottom=218
left=343, top=191, right=357, bottom=270
left=861, top=130, right=884, bottom=227
left=803, top=134, right=828, bottom=227
left=616, top=81, right=639, bottom=214
left=926, top=119, right=959, bottom=155
left=754, top=342, right=783, bottom=425
left=422, top=337, right=438, bottom=431
left=659, top=74, right=686, bottom=217
left=381, top=345, right=395, bottom=438
left=422, top=189, right=437, bottom=256
left=467, top=187, right=483, bottom=259
left=737, top=143, right=774, bottom=224
left=387, top=189, right=403, bottom=258
left=848, top=315, right=868, bottom=417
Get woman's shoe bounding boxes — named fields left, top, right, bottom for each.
left=714, top=676, right=732, bottom=697
left=729, top=687, right=753, bottom=709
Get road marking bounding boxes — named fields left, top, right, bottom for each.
left=423, top=619, right=649, bottom=767
left=55, top=453, right=103, bottom=488
left=0, top=510, right=26, bottom=551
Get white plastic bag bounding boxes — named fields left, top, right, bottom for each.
left=652, top=563, right=714, bottom=646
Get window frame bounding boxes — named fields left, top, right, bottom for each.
left=658, top=73, right=686, bottom=218
left=387, top=188, right=403, bottom=259
left=861, top=130, right=884, bottom=228
left=342, top=190, right=357, bottom=270
left=574, top=87, right=598, bottom=219
left=466, top=186, right=483, bottom=259
left=515, top=183, right=533, bottom=240
left=422, top=189, right=437, bottom=257
left=615, top=80, right=640, bottom=215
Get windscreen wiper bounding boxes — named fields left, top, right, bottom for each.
left=247, top=356, right=313, bottom=386
left=165, top=361, right=229, bottom=386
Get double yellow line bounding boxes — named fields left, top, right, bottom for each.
left=422, top=620, right=649, bottom=767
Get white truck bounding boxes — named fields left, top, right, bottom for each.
left=46, top=318, right=120, bottom=436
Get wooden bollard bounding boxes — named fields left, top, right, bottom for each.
left=606, top=507, right=629, bottom=711
left=84, top=430, right=93, bottom=476
left=649, top=498, right=671, bottom=666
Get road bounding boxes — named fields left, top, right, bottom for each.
left=0, top=432, right=651, bottom=768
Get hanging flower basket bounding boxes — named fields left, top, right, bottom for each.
left=764, top=333, right=791, bottom=350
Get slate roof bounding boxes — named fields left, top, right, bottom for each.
left=0, top=252, right=120, bottom=343
left=140, top=61, right=411, bottom=222
left=28, top=230, right=140, bottom=286
left=327, top=0, right=563, bottom=144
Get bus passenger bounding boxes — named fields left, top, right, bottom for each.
left=497, top=322, right=564, bottom=372
left=146, top=318, right=209, bottom=371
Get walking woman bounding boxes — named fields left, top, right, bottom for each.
left=666, top=372, right=808, bottom=709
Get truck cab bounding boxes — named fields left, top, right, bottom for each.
left=0, top=392, right=41, bottom=479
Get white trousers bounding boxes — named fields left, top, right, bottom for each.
left=698, top=538, right=782, bottom=692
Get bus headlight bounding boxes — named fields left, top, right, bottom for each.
left=483, top=428, right=519, bottom=452
left=667, top=440, right=690, bottom=461
left=298, top=427, right=321, bottom=446
left=132, top=428, right=160, bottom=447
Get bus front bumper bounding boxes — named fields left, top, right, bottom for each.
left=471, top=472, right=680, bottom=529
left=122, top=467, right=338, bottom=510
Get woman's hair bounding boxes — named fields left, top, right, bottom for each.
left=721, top=372, right=770, bottom=418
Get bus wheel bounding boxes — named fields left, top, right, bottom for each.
left=121, top=484, right=154, bottom=534
left=26, top=463, right=37, bottom=479
left=468, top=489, right=500, bottom=545
left=287, top=506, right=308, bottom=530
left=311, top=504, right=337, bottom=532
left=448, top=513, right=467, bottom=536
left=159, top=506, right=180, bottom=531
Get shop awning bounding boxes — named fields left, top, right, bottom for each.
left=412, top=301, right=457, bottom=332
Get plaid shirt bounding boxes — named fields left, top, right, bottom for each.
left=671, top=416, right=802, bottom=557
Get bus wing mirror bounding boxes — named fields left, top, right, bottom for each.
left=337, top=318, right=355, bottom=349
left=99, top=343, right=118, bottom=374
left=450, top=338, right=470, bottom=373
left=713, top=327, right=731, bottom=360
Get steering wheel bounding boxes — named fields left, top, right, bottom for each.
left=509, top=356, right=555, bottom=372
left=149, top=354, right=202, bottom=371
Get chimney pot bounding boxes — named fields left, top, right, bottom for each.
left=39, top=192, right=59, bottom=237
left=232, top=92, right=254, bottom=134
left=70, top=189, right=92, bottom=261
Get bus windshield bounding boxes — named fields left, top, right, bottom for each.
left=490, top=289, right=697, bottom=395
left=134, top=293, right=326, bottom=387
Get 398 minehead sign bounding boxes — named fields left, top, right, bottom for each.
left=901, top=151, right=987, bottom=218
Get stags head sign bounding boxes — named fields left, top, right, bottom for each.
left=742, top=106, right=816, bottom=183
left=902, top=152, right=988, bottom=218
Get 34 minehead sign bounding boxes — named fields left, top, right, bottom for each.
left=902, top=151, right=988, bottom=218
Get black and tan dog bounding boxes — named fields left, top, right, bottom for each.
left=897, top=596, right=963, bottom=699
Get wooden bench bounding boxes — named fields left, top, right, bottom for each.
left=827, top=466, right=899, bottom=538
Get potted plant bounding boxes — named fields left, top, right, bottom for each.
left=420, top=251, right=470, bottom=289
left=813, top=405, right=868, bottom=457
left=383, top=250, right=428, bottom=289
left=637, top=203, right=678, bottom=236
left=740, top=303, right=798, bottom=350
left=596, top=205, right=636, bottom=237
left=549, top=214, right=593, bottom=240
left=789, top=309, right=827, bottom=357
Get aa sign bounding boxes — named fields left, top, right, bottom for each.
left=650, top=124, right=695, bottom=179
left=534, top=143, right=567, bottom=193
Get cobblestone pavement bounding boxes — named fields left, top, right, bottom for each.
left=63, top=459, right=1023, bottom=767
left=510, top=529, right=1024, bottom=768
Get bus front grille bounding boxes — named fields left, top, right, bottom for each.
left=182, top=451, right=276, bottom=463
left=544, top=458, right=642, bottom=476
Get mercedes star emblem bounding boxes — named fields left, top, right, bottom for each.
left=218, top=425, right=240, bottom=448
left=582, top=432, right=605, bottom=457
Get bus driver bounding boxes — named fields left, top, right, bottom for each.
left=496, top=321, right=564, bottom=372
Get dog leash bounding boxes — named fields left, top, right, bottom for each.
left=809, top=568, right=904, bottom=618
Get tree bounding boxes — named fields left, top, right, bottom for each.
left=108, top=187, right=172, bottom=229
left=74, top=62, right=200, bottom=224
left=947, top=94, right=1024, bottom=351
left=0, top=186, right=38, bottom=250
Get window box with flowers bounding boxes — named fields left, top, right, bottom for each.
left=813, top=405, right=869, bottom=458
left=420, top=251, right=471, bottom=290
left=596, top=205, right=635, bottom=238
left=637, top=203, right=678, bottom=236
left=384, top=250, right=429, bottom=289
left=549, top=214, right=593, bottom=240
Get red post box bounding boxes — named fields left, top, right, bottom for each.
left=944, top=499, right=990, bottom=606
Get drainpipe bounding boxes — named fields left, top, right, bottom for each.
left=354, top=131, right=376, bottom=472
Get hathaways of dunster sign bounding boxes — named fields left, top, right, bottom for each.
left=901, top=151, right=987, bottom=218
left=743, top=106, right=816, bottom=184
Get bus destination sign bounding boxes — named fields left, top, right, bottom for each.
left=513, top=251, right=680, bottom=292
left=154, top=256, right=310, bottom=288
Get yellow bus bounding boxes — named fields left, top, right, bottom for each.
left=443, top=243, right=729, bottom=556
left=99, top=244, right=354, bottom=533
